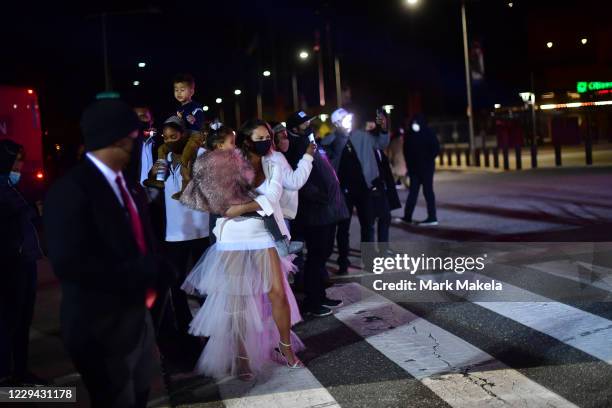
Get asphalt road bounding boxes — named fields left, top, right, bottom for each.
left=23, top=166, right=612, bottom=407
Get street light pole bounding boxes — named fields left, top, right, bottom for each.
left=291, top=72, right=299, bottom=111
left=461, top=0, right=476, bottom=164
left=234, top=91, right=242, bottom=128
left=530, top=72, right=538, bottom=168
left=90, top=7, right=160, bottom=92
left=334, top=57, right=342, bottom=108
left=315, top=30, right=326, bottom=107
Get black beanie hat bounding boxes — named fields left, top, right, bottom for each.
left=81, top=99, right=141, bottom=151
left=0, top=139, right=23, bottom=175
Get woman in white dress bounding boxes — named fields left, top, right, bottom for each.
left=181, top=120, right=304, bottom=381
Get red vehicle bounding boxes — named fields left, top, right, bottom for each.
left=0, top=85, right=45, bottom=194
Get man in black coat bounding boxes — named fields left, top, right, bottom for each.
left=284, top=111, right=348, bottom=317
left=400, top=114, right=440, bottom=225
left=44, top=99, right=171, bottom=408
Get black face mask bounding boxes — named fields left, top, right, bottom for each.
left=251, top=139, right=272, bottom=157
left=166, top=137, right=188, bottom=154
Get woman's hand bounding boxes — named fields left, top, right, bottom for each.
left=225, top=204, right=245, bottom=218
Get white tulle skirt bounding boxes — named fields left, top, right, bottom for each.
left=181, top=217, right=304, bottom=379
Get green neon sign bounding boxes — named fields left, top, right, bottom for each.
left=577, top=81, right=612, bottom=93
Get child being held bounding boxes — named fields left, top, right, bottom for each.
left=181, top=122, right=302, bottom=257
left=173, top=73, right=205, bottom=131
left=143, top=73, right=205, bottom=198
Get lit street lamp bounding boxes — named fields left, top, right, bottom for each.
left=258, top=72, right=271, bottom=118
left=138, top=62, right=146, bottom=68
left=406, top=0, right=476, bottom=163
left=293, top=49, right=312, bottom=111
left=234, top=90, right=242, bottom=127
left=215, top=98, right=224, bottom=122
left=520, top=91, right=538, bottom=168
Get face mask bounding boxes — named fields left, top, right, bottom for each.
left=9, top=171, right=20, bottom=186
left=166, top=137, right=188, bottom=154
left=252, top=139, right=272, bottom=157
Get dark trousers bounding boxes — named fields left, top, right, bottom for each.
left=289, top=219, right=305, bottom=289
left=0, top=258, right=37, bottom=379
left=337, top=190, right=374, bottom=267
left=303, top=223, right=335, bottom=308
left=404, top=171, right=437, bottom=221
left=372, top=192, right=391, bottom=251
left=163, top=238, right=210, bottom=335
left=70, top=314, right=155, bottom=408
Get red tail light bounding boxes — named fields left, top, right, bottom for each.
left=35, top=171, right=44, bottom=180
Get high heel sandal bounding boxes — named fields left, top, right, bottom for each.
left=273, top=341, right=304, bottom=369
left=237, top=356, right=255, bottom=381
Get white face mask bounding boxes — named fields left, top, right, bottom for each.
left=412, top=123, right=421, bottom=133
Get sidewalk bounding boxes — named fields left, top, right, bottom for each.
left=437, top=143, right=612, bottom=171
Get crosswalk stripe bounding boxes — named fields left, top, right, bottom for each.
left=217, top=364, right=340, bottom=408
left=417, top=271, right=612, bottom=364
left=526, top=260, right=612, bottom=294
left=327, top=282, right=577, bottom=408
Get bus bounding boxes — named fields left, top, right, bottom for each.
left=0, top=85, right=45, bottom=196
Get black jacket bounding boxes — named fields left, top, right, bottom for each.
left=0, top=177, right=42, bottom=263
left=403, top=116, right=440, bottom=175
left=44, top=158, right=170, bottom=355
left=285, top=131, right=349, bottom=227
left=373, top=149, right=402, bottom=211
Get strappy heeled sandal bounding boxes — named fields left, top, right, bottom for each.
left=273, top=341, right=304, bottom=369
left=237, top=356, right=255, bottom=381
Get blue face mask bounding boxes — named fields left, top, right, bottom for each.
left=8, top=171, right=21, bottom=186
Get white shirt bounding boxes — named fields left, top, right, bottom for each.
left=86, top=152, right=138, bottom=212
left=164, top=149, right=209, bottom=242
left=140, top=136, right=155, bottom=185
left=268, top=150, right=313, bottom=220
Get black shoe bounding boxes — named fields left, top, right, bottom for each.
left=305, top=305, right=333, bottom=317
left=417, top=218, right=438, bottom=226
left=336, top=264, right=349, bottom=275
left=321, top=297, right=343, bottom=308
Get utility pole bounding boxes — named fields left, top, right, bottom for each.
left=461, top=0, right=476, bottom=164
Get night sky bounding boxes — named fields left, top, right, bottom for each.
left=0, top=0, right=593, bottom=147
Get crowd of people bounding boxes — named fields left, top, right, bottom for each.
left=0, top=72, right=441, bottom=407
